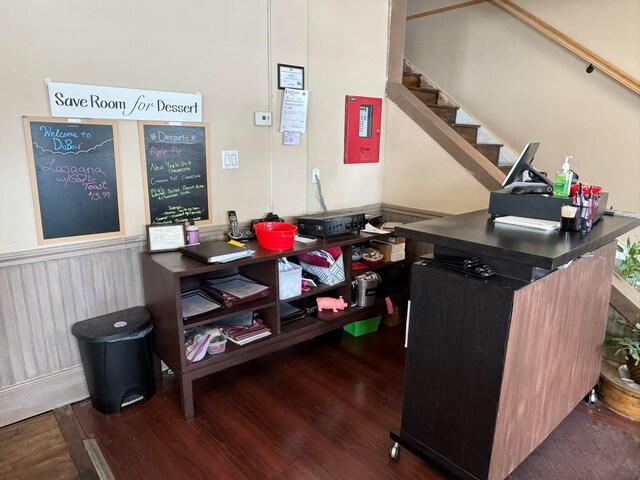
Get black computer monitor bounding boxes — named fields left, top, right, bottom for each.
left=502, top=142, right=553, bottom=187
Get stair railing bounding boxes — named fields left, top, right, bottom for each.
left=406, top=0, right=640, bottom=95
left=491, top=0, right=639, bottom=95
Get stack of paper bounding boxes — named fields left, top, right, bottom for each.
left=220, top=317, right=271, bottom=345
left=180, top=289, right=222, bottom=320
left=201, top=274, right=270, bottom=307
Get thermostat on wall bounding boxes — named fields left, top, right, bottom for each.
left=254, top=112, right=272, bottom=126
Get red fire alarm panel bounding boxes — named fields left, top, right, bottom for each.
left=344, top=95, right=382, bottom=164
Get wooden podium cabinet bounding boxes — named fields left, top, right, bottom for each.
left=141, top=232, right=404, bottom=420
left=392, top=210, right=639, bottom=480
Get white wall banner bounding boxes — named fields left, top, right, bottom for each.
left=47, top=82, right=202, bottom=122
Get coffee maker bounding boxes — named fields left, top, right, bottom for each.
left=352, top=271, right=381, bottom=307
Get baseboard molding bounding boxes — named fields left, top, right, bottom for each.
left=381, top=203, right=447, bottom=219
left=0, top=366, right=89, bottom=428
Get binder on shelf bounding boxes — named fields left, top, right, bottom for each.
left=180, top=241, right=255, bottom=264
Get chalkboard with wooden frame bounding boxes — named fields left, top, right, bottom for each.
left=23, top=116, right=124, bottom=244
left=138, top=121, right=211, bottom=225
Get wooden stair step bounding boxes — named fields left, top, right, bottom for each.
left=407, top=87, right=440, bottom=105
left=402, top=72, right=422, bottom=88
left=427, top=104, right=458, bottom=124
left=452, top=124, right=479, bottom=144
left=473, top=143, right=502, bottom=164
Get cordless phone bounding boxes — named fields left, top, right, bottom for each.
left=228, top=210, right=241, bottom=239
left=227, top=210, right=254, bottom=241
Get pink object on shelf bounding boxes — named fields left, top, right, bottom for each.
left=316, top=296, right=348, bottom=312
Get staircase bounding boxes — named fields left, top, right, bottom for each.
left=402, top=71, right=510, bottom=173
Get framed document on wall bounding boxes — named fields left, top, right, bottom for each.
left=277, top=64, right=304, bottom=90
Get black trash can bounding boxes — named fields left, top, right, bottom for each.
left=71, top=306, right=155, bottom=414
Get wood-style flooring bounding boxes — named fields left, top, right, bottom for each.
left=0, top=406, right=102, bottom=480
left=3, top=323, right=639, bottom=479
left=71, top=324, right=640, bottom=480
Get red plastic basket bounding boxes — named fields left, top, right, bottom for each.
left=253, top=222, right=297, bottom=250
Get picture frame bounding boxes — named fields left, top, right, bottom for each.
left=277, top=63, right=305, bottom=90
left=146, top=224, right=186, bottom=253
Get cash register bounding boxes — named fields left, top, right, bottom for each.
left=488, top=142, right=607, bottom=222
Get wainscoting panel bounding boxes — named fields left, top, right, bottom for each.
left=0, top=243, right=146, bottom=426
left=0, top=204, right=385, bottom=426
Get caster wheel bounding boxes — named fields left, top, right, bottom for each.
left=389, top=442, right=400, bottom=460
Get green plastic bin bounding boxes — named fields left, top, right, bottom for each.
left=343, top=316, right=381, bottom=337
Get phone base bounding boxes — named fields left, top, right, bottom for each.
left=227, top=231, right=255, bottom=242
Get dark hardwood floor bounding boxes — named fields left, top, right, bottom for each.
left=69, top=323, right=640, bottom=480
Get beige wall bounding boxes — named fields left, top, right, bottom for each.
left=0, top=0, right=389, bottom=255
left=0, top=0, right=393, bottom=426
left=404, top=0, right=640, bottom=213
left=382, top=102, right=490, bottom=213
left=307, top=0, right=389, bottom=211
left=517, top=0, right=640, bottom=79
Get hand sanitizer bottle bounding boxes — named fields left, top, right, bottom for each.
left=553, top=155, right=573, bottom=197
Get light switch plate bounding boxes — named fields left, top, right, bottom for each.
left=221, top=150, right=239, bottom=169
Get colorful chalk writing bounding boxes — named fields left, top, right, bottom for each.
left=141, top=123, right=209, bottom=224
left=24, top=118, right=122, bottom=242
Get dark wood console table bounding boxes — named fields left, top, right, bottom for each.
left=391, top=210, right=639, bottom=480
left=141, top=232, right=406, bottom=419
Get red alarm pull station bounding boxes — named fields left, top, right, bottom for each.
left=344, top=95, right=382, bottom=164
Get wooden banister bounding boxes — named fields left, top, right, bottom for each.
left=406, top=0, right=488, bottom=21
left=610, top=272, right=640, bottom=324
left=491, top=0, right=640, bottom=95
left=406, top=0, right=640, bottom=95
left=386, top=81, right=504, bottom=192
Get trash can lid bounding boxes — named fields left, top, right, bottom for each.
left=71, top=306, right=152, bottom=342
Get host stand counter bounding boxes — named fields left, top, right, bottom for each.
left=390, top=209, right=640, bottom=480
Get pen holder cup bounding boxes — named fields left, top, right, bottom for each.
left=573, top=201, right=599, bottom=233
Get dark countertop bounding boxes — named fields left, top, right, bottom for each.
left=396, top=210, right=640, bottom=271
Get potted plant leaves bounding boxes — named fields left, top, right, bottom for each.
left=608, top=317, right=640, bottom=384
left=617, top=238, right=640, bottom=290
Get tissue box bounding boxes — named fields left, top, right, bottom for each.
left=279, top=261, right=302, bottom=299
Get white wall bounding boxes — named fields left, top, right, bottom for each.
left=0, top=0, right=390, bottom=255
left=404, top=0, right=640, bottom=213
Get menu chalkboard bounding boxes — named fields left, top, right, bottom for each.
left=139, top=122, right=210, bottom=225
left=23, top=117, right=123, bottom=244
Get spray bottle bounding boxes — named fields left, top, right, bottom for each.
left=553, top=155, right=573, bottom=197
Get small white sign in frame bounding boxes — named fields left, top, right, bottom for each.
left=277, top=64, right=305, bottom=90
left=146, top=224, right=186, bottom=253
